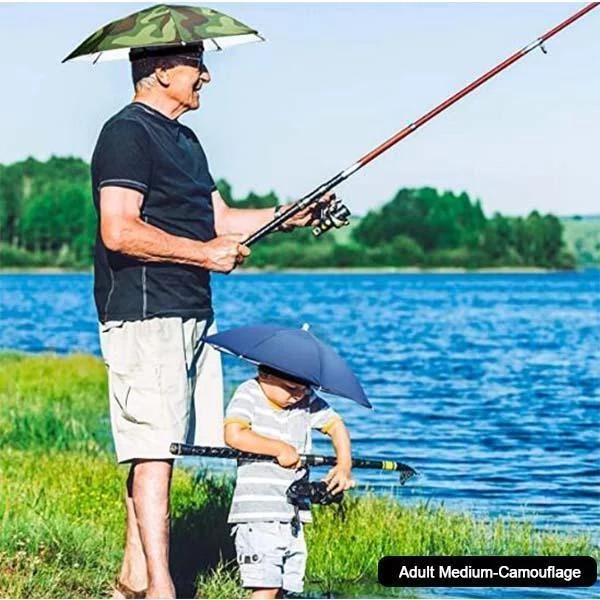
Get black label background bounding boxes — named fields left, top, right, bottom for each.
left=378, top=556, right=598, bottom=587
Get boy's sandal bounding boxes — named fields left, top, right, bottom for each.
left=114, top=578, right=147, bottom=599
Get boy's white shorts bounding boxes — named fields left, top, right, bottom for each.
left=232, top=521, right=307, bottom=593
left=99, top=317, right=224, bottom=463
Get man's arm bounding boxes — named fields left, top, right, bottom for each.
left=100, top=186, right=248, bottom=272
left=212, top=189, right=335, bottom=237
left=212, top=189, right=278, bottom=236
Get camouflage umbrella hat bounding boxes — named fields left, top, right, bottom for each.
left=62, top=4, right=264, bottom=63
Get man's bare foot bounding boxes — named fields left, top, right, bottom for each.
left=144, top=581, right=176, bottom=599
left=112, top=578, right=147, bottom=599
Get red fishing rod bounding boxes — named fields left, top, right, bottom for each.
left=243, top=2, right=598, bottom=246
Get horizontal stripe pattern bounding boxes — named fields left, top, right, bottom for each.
left=225, top=378, right=339, bottom=524
left=229, top=511, right=307, bottom=521
left=237, top=477, right=293, bottom=486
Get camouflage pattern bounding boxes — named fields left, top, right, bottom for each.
left=63, top=4, right=262, bottom=62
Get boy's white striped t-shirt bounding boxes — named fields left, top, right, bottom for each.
left=224, top=378, right=342, bottom=524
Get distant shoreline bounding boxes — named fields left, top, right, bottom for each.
left=0, top=266, right=586, bottom=275
left=235, top=266, right=564, bottom=275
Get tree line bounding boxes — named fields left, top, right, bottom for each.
left=0, top=156, right=575, bottom=269
left=0, top=157, right=95, bottom=268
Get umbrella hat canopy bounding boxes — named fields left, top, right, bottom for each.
left=63, top=4, right=264, bottom=63
left=204, top=325, right=372, bottom=409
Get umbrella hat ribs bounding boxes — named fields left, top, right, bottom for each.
left=63, top=4, right=264, bottom=63
left=204, top=324, right=372, bottom=409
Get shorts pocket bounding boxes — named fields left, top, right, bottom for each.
left=235, top=525, right=265, bottom=578
left=238, top=555, right=266, bottom=585
left=238, top=552, right=264, bottom=566
left=110, top=364, right=162, bottom=426
left=158, top=360, right=190, bottom=427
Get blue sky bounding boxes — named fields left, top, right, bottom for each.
left=1, top=2, right=598, bottom=216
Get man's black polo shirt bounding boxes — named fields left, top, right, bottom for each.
left=91, top=102, right=217, bottom=323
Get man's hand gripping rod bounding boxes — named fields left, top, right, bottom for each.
left=244, top=173, right=353, bottom=246
left=242, top=3, right=598, bottom=248
left=170, top=443, right=417, bottom=485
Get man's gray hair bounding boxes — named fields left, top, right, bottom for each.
left=129, top=43, right=204, bottom=89
left=134, top=72, right=159, bottom=92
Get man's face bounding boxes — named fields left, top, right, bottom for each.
left=164, top=63, right=211, bottom=111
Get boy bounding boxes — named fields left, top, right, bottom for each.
left=224, top=364, right=355, bottom=599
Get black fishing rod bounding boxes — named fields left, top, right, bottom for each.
left=243, top=3, right=599, bottom=246
left=170, top=443, right=417, bottom=484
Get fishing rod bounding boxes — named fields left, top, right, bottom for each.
left=243, top=2, right=599, bottom=246
left=169, top=443, right=417, bottom=484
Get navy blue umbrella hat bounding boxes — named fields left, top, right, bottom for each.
left=204, top=324, right=372, bottom=408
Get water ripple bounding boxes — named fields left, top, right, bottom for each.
left=1, top=271, right=598, bottom=546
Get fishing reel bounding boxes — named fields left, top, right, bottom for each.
left=312, top=197, right=352, bottom=237
left=286, top=479, right=344, bottom=509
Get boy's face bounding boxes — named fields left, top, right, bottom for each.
left=259, top=372, right=309, bottom=408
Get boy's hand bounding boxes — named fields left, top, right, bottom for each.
left=323, top=465, right=356, bottom=495
left=276, top=443, right=301, bottom=468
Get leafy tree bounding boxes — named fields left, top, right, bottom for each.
left=18, top=180, right=93, bottom=260
left=330, top=243, right=367, bottom=268
left=0, top=157, right=578, bottom=270
left=482, top=213, right=515, bottom=264
left=367, top=235, right=424, bottom=267
left=353, top=188, right=486, bottom=253
left=215, top=178, right=234, bottom=205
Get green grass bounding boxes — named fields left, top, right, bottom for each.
left=307, top=497, right=595, bottom=597
left=0, top=449, right=244, bottom=598
left=0, top=352, right=109, bottom=452
left=0, top=353, right=597, bottom=598
left=561, top=216, right=600, bottom=266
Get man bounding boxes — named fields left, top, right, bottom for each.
left=92, top=43, right=330, bottom=599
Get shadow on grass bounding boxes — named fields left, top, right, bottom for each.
left=170, top=475, right=236, bottom=598
left=169, top=478, right=414, bottom=599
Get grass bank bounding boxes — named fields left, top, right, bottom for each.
left=561, top=216, right=600, bottom=267
left=0, top=354, right=596, bottom=598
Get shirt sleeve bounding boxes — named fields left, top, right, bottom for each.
left=186, top=126, right=217, bottom=192
left=93, top=119, right=152, bottom=194
left=309, top=394, right=343, bottom=434
left=224, top=383, right=255, bottom=429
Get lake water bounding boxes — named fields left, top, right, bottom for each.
left=1, top=271, right=598, bottom=597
